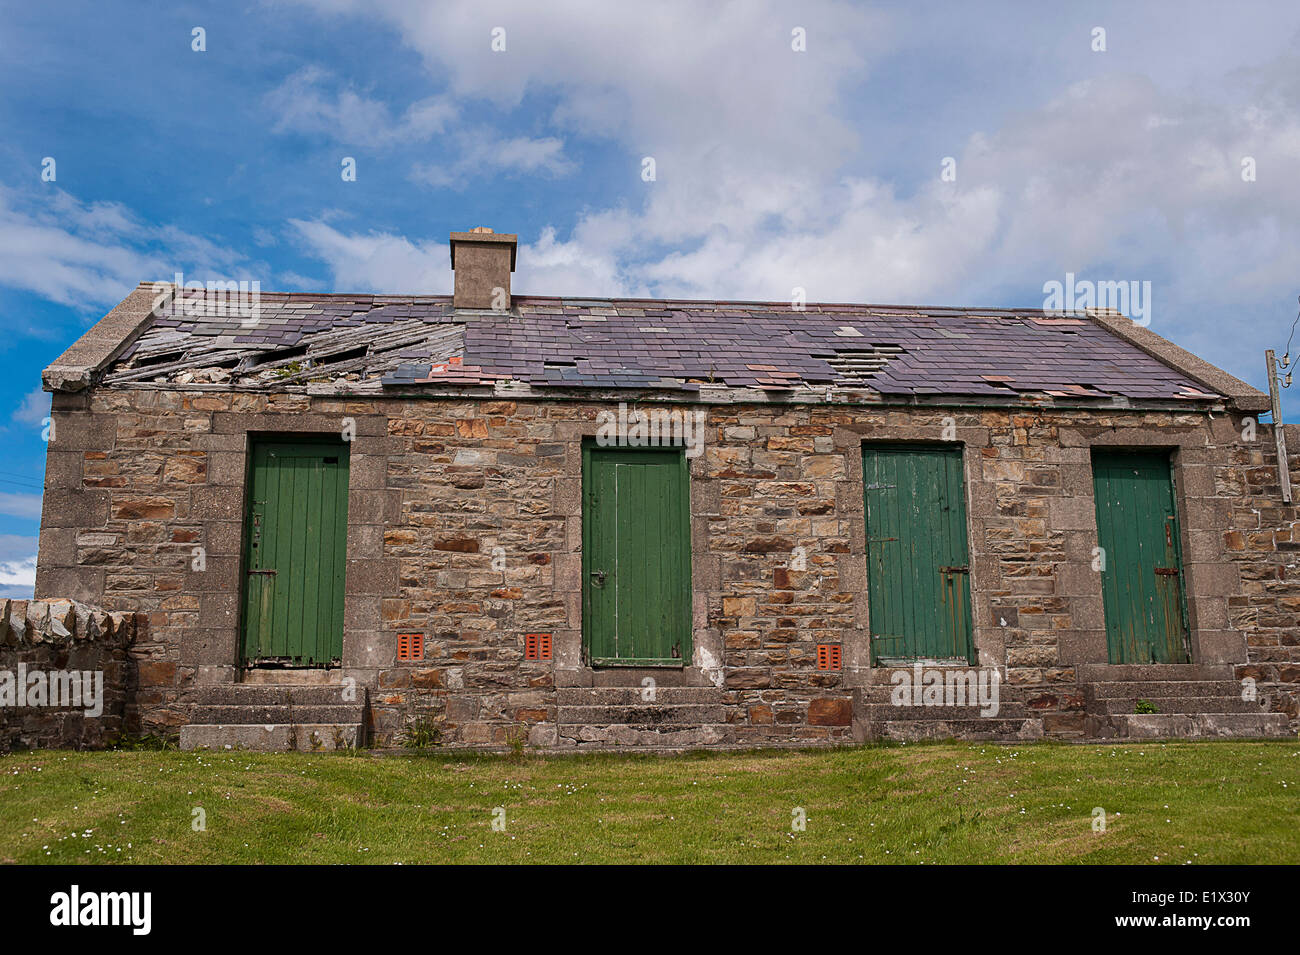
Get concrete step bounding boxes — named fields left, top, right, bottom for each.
left=866, top=666, right=999, bottom=683
left=190, top=703, right=366, bottom=725
left=588, top=668, right=707, bottom=688
left=194, top=684, right=363, bottom=706
left=180, top=723, right=363, bottom=751
left=182, top=681, right=369, bottom=751
left=858, top=686, right=1026, bottom=704
left=1090, top=696, right=1265, bottom=716
left=1093, top=713, right=1294, bottom=740
left=556, top=686, right=723, bottom=706
left=869, top=718, right=1043, bottom=741
left=556, top=704, right=725, bottom=725
left=557, top=723, right=735, bottom=747
left=1075, top=663, right=1234, bottom=682
left=860, top=702, right=1031, bottom=720
left=240, top=668, right=343, bottom=685
left=1086, top=680, right=1242, bottom=699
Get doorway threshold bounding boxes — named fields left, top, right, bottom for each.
left=241, top=667, right=343, bottom=685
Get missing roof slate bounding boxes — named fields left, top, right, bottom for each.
left=251, top=345, right=308, bottom=367
left=827, top=348, right=901, bottom=382
left=132, top=349, right=188, bottom=368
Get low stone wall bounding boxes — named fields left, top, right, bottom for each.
left=0, top=598, right=140, bottom=750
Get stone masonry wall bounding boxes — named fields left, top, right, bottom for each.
left=1224, top=423, right=1300, bottom=724
left=35, top=386, right=1300, bottom=747
left=0, top=598, right=139, bottom=750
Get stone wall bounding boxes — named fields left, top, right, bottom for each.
left=1224, top=423, right=1300, bottom=723
left=34, top=386, right=1300, bottom=747
left=0, top=598, right=139, bottom=750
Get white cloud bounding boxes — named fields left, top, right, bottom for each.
left=0, top=184, right=250, bottom=311
left=266, top=66, right=457, bottom=144
left=286, top=0, right=1300, bottom=391
left=0, top=534, right=38, bottom=559
left=410, top=134, right=574, bottom=189
left=289, top=219, right=451, bottom=293
left=266, top=65, right=574, bottom=186
left=0, top=492, right=44, bottom=520
left=0, top=553, right=36, bottom=589
left=291, top=217, right=646, bottom=298
left=0, top=187, right=157, bottom=308
left=0, top=537, right=38, bottom=597
left=11, top=389, right=49, bottom=427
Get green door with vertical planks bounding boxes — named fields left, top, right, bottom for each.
left=583, top=443, right=692, bottom=666
left=241, top=439, right=350, bottom=666
left=863, top=445, right=975, bottom=664
left=1091, top=450, right=1190, bottom=664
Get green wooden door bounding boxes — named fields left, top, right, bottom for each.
left=240, top=439, right=350, bottom=666
left=583, top=444, right=692, bottom=666
left=863, top=445, right=974, bottom=664
left=1092, top=450, right=1189, bottom=664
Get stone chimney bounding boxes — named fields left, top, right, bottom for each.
left=449, top=227, right=517, bottom=310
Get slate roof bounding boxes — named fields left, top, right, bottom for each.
left=101, top=289, right=1222, bottom=403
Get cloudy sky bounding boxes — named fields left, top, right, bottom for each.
left=1, top=0, right=1299, bottom=596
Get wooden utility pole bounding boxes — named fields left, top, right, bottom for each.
left=1266, top=349, right=1292, bottom=503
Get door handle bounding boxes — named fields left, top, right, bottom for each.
left=590, top=570, right=608, bottom=586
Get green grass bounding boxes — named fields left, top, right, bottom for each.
left=1, top=741, right=1296, bottom=864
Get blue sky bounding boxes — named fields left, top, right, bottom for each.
left=2, top=0, right=1299, bottom=595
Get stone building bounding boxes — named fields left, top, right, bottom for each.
left=33, top=228, right=1300, bottom=749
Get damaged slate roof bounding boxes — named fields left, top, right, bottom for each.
left=97, top=287, right=1224, bottom=404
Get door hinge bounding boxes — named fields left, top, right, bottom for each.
left=1154, top=567, right=1179, bottom=576
left=939, top=565, right=969, bottom=574
left=247, top=569, right=278, bottom=576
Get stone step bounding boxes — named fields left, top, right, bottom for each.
left=1094, top=713, right=1294, bottom=740
left=180, top=723, right=363, bottom=752
left=1076, top=663, right=1234, bottom=682
left=860, top=703, right=1032, bottom=720
left=240, top=668, right=343, bottom=685
left=556, top=704, right=725, bottom=725
left=1086, top=680, right=1242, bottom=699
left=556, top=686, right=723, bottom=706
left=1089, top=696, right=1265, bottom=716
left=858, top=686, right=1027, bottom=704
left=195, top=684, right=364, bottom=706
left=869, top=718, right=1043, bottom=741
left=190, top=703, right=366, bottom=725
left=866, top=666, right=1000, bottom=684
left=557, top=723, right=735, bottom=747
left=587, top=669, right=708, bottom=688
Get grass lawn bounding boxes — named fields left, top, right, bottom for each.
left=1, top=741, right=1296, bottom=864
